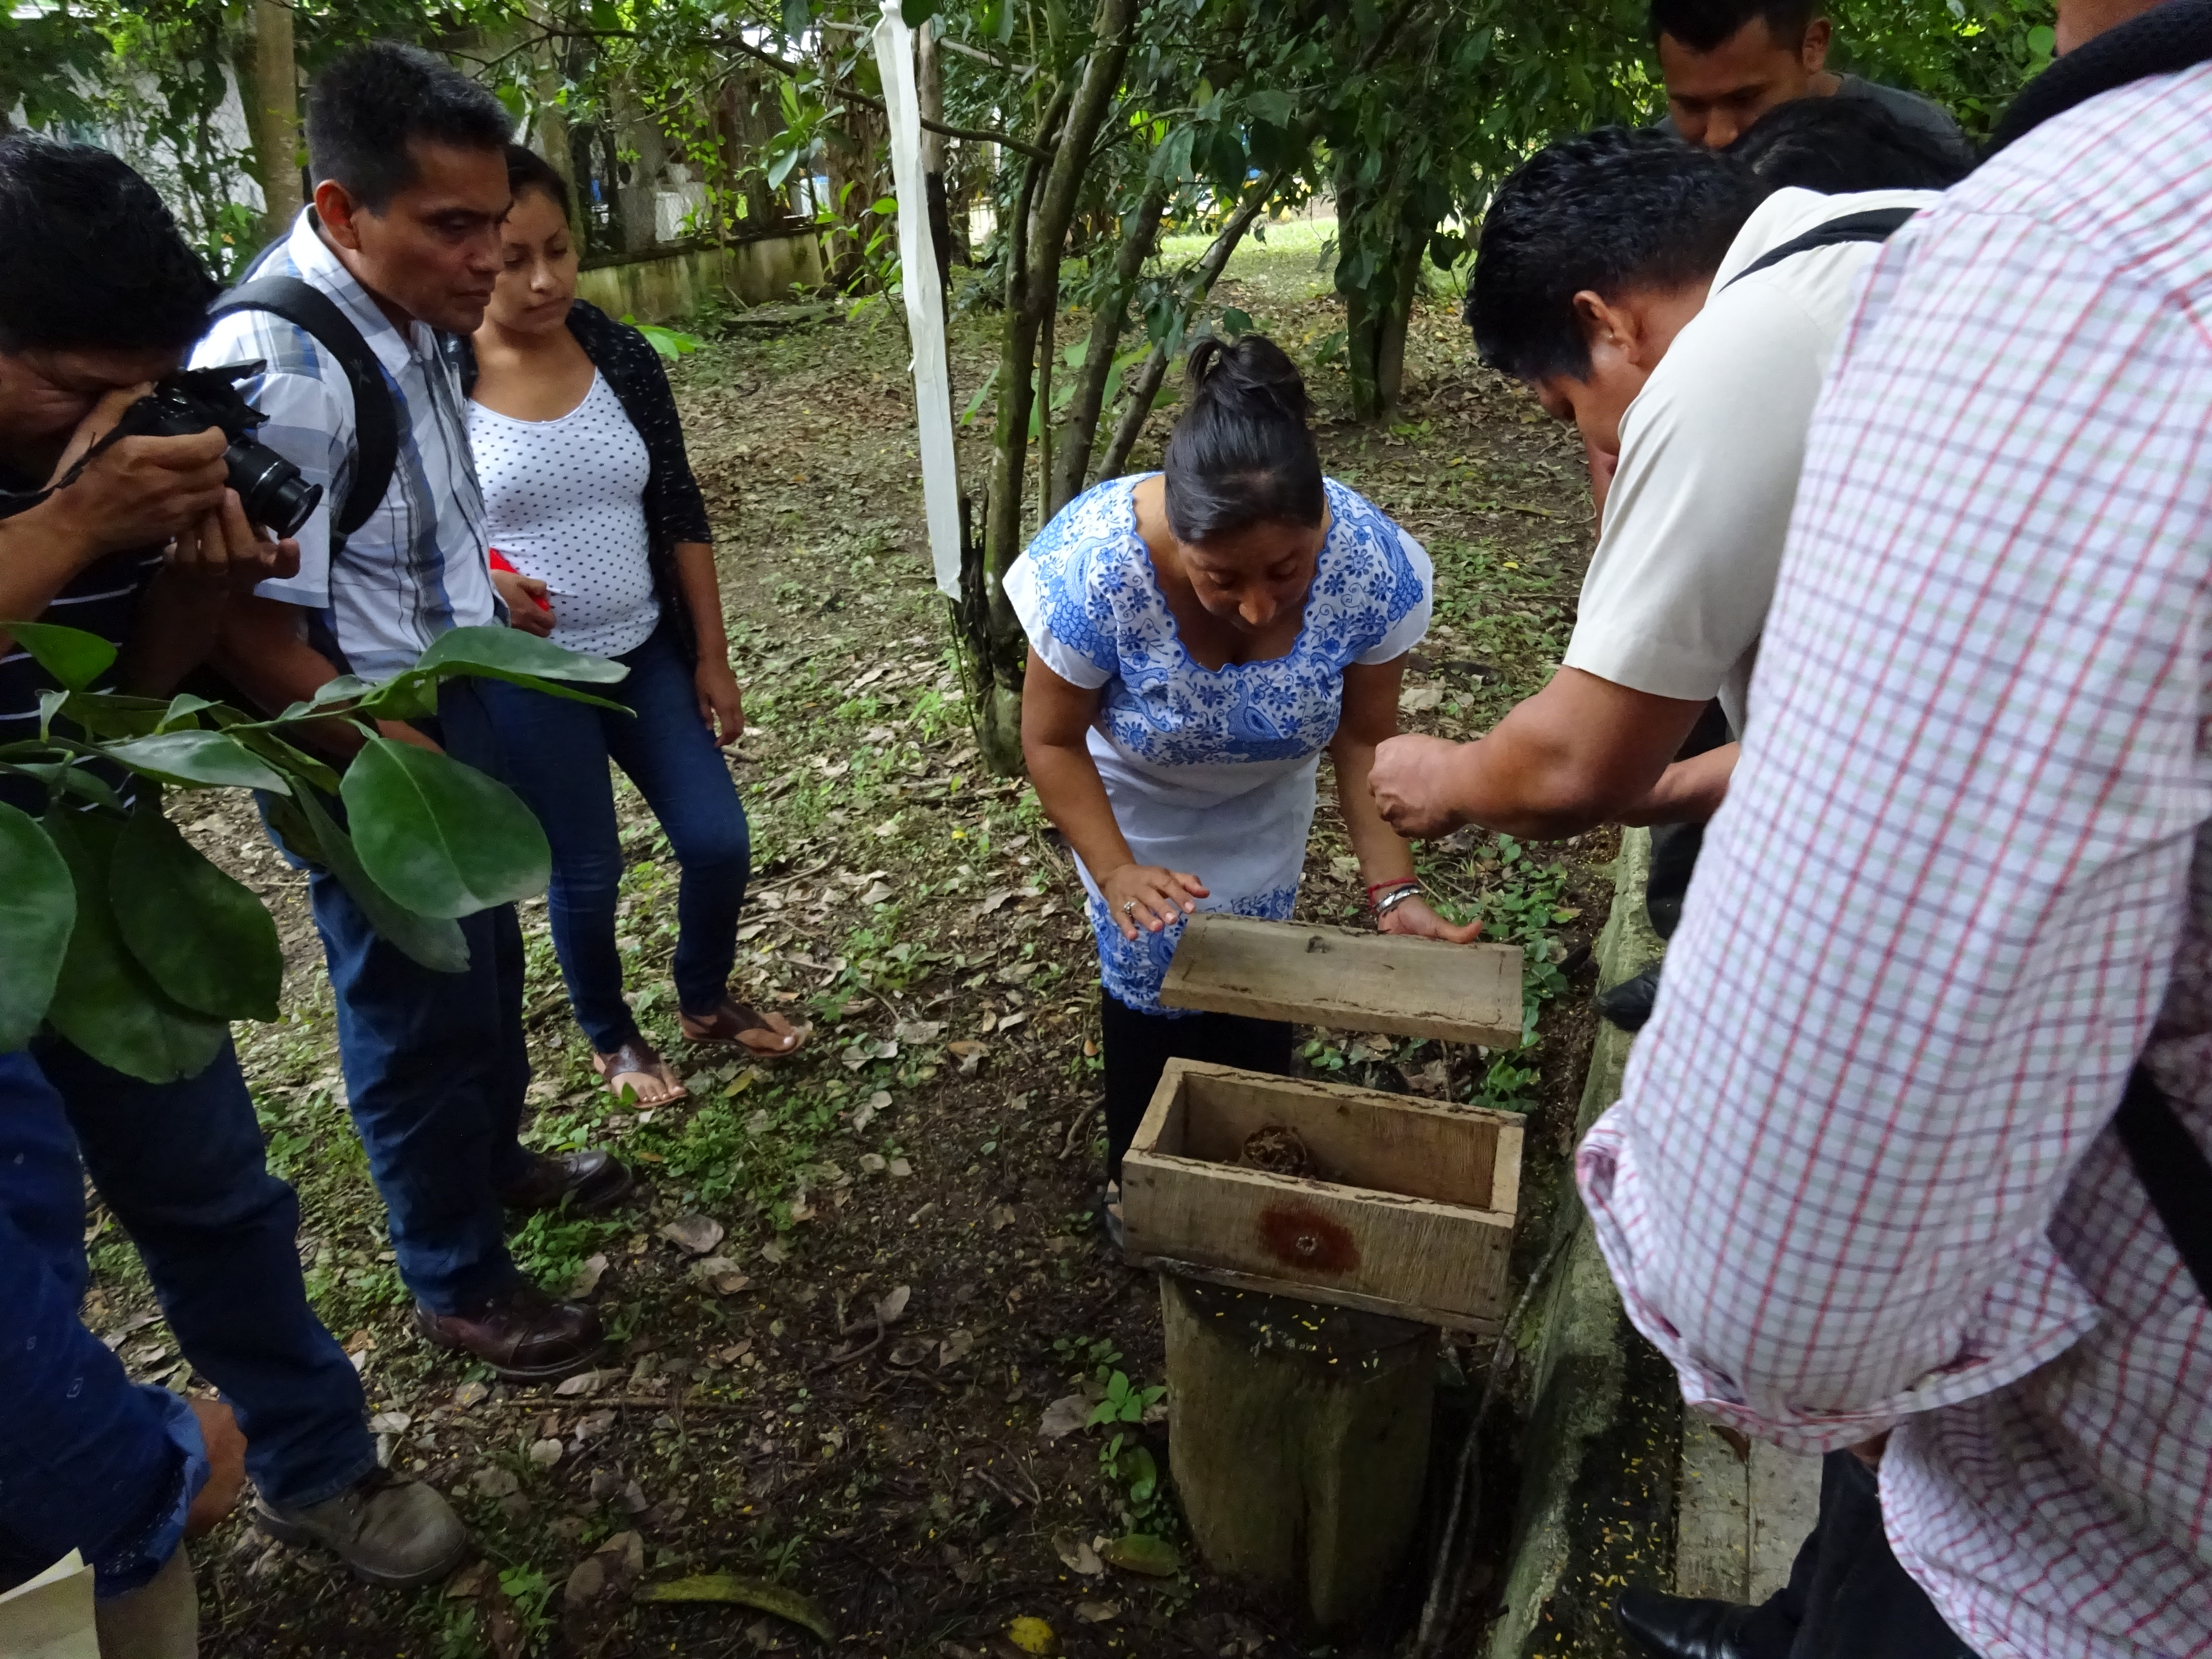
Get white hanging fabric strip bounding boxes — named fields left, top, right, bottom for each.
left=872, top=0, right=963, bottom=600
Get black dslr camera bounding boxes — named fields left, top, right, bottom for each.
left=111, top=362, right=322, bottom=539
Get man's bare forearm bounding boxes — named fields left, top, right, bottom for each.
left=1615, top=743, right=1738, bottom=827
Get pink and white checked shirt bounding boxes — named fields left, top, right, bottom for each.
left=1578, top=65, right=2212, bottom=1659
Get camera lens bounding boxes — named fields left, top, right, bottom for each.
left=225, top=439, right=322, bottom=539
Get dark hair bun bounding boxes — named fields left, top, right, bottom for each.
left=1186, top=334, right=1314, bottom=424
left=1163, top=332, right=1324, bottom=541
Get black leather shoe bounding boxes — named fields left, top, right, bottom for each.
left=415, top=1283, right=604, bottom=1382
left=1614, top=1587, right=1755, bottom=1659
left=1596, top=963, right=1664, bottom=1032
left=500, top=1148, right=635, bottom=1215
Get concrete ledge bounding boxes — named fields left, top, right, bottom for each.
left=1484, top=830, right=1683, bottom=1658
left=574, top=230, right=827, bottom=324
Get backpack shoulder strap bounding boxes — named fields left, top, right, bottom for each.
left=2117, top=1066, right=2212, bottom=1303
left=1723, top=206, right=1919, bottom=289
left=209, top=275, right=398, bottom=539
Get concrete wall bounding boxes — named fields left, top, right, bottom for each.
left=575, top=230, right=827, bottom=326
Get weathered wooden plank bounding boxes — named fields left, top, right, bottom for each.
left=1134, top=1060, right=1522, bottom=1210
left=1158, top=914, right=1523, bottom=1045
left=1123, top=1060, right=1519, bottom=1330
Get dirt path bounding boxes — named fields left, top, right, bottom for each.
left=93, top=243, right=1611, bottom=1657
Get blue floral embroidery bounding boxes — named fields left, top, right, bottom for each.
left=1023, top=476, right=1426, bottom=769
left=1089, top=886, right=1300, bottom=1014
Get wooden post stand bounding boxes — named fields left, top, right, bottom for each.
left=1162, top=1274, right=1436, bottom=1631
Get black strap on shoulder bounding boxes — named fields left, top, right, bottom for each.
left=209, top=275, right=398, bottom=539
left=1723, top=206, right=1919, bottom=289
left=2117, top=1065, right=2212, bottom=1304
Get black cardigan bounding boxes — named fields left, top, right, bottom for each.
left=458, top=299, right=715, bottom=665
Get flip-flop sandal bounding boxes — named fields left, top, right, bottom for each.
left=591, top=1037, right=688, bottom=1106
left=680, top=998, right=810, bottom=1058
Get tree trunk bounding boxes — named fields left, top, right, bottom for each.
left=236, top=0, right=301, bottom=244
left=914, top=25, right=955, bottom=299
left=958, top=0, right=1138, bottom=776
left=1337, top=146, right=1434, bottom=422
left=612, top=78, right=666, bottom=254
left=1096, top=167, right=1284, bottom=482
left=1048, top=178, right=1167, bottom=516
left=1162, top=1275, right=1436, bottom=1630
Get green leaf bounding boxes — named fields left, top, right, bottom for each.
left=781, top=0, right=810, bottom=39
left=635, top=1575, right=835, bottom=1640
left=412, top=624, right=630, bottom=685
left=0, top=801, right=74, bottom=1050
left=900, top=0, right=940, bottom=23
left=1220, top=307, right=1253, bottom=338
left=110, top=805, right=281, bottom=1021
left=104, top=730, right=291, bottom=793
left=291, top=786, right=470, bottom=973
left=157, top=691, right=219, bottom=731
left=1099, top=1533, right=1180, bottom=1577
left=41, top=810, right=226, bottom=1083
left=341, top=738, right=550, bottom=918
left=2, top=620, right=117, bottom=692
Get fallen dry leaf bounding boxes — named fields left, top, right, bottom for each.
left=1037, top=1393, right=1090, bottom=1443
left=873, top=1284, right=912, bottom=1325
left=528, top=1438, right=563, bottom=1468
left=658, top=1214, right=725, bottom=1257
left=571, top=1251, right=609, bottom=1297
left=1053, top=1533, right=1103, bottom=1577
left=938, top=1328, right=974, bottom=1367
left=1005, top=1615, right=1056, bottom=1654
left=1073, top=1599, right=1120, bottom=1624
left=635, top=1574, right=835, bottom=1641
left=366, top=1411, right=410, bottom=1434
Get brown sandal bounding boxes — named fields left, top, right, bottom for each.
left=680, top=997, right=809, bottom=1057
left=592, top=1037, right=688, bottom=1106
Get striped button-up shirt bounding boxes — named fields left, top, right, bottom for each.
left=190, top=209, right=495, bottom=681
left=1578, top=63, right=2212, bottom=1659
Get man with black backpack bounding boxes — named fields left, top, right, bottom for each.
left=1584, top=1, right=2212, bottom=1654
left=197, top=43, right=628, bottom=1387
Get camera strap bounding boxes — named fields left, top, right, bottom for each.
left=209, top=276, right=398, bottom=540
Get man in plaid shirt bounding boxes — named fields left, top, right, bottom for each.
left=1585, top=4, right=2212, bottom=1657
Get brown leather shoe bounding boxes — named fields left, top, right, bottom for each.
left=499, top=1148, right=636, bottom=1215
left=414, top=1284, right=604, bottom=1382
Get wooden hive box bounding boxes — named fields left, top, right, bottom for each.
left=1158, top=914, right=1523, bottom=1045
left=1121, top=1060, right=1523, bottom=1333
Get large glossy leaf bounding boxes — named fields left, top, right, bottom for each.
left=110, top=806, right=281, bottom=1021
left=291, top=786, right=470, bottom=973
left=342, top=738, right=549, bottom=918
left=1, top=619, right=117, bottom=691
left=42, top=810, right=226, bottom=1083
left=0, top=801, right=74, bottom=1050
left=413, top=624, right=629, bottom=684
left=105, top=730, right=290, bottom=792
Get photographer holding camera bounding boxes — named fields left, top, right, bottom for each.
left=196, top=42, right=628, bottom=1383
left=0, top=135, right=469, bottom=1617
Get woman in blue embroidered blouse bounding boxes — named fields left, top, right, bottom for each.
left=1007, top=335, right=1482, bottom=1237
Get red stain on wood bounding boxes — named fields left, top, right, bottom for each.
left=1257, top=1204, right=1359, bottom=1275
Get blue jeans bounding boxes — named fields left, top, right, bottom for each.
left=34, top=1037, right=373, bottom=1514
left=482, top=619, right=750, bottom=1054
left=276, top=679, right=534, bottom=1315
left=0, top=1052, right=206, bottom=1597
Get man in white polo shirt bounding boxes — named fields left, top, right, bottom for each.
left=1368, top=128, right=1937, bottom=919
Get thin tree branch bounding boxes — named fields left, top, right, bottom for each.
left=715, top=30, right=1052, bottom=160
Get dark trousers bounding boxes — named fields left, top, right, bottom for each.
left=34, top=1037, right=373, bottom=1512
left=480, top=619, right=750, bottom=1054
left=275, top=679, right=533, bottom=1316
left=1101, top=989, right=1292, bottom=1179
left=0, top=1050, right=195, bottom=1594
left=1646, top=700, right=1735, bottom=940
left=1740, top=1452, right=1981, bottom=1659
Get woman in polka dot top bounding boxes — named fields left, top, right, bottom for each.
left=464, top=145, right=806, bottom=1107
